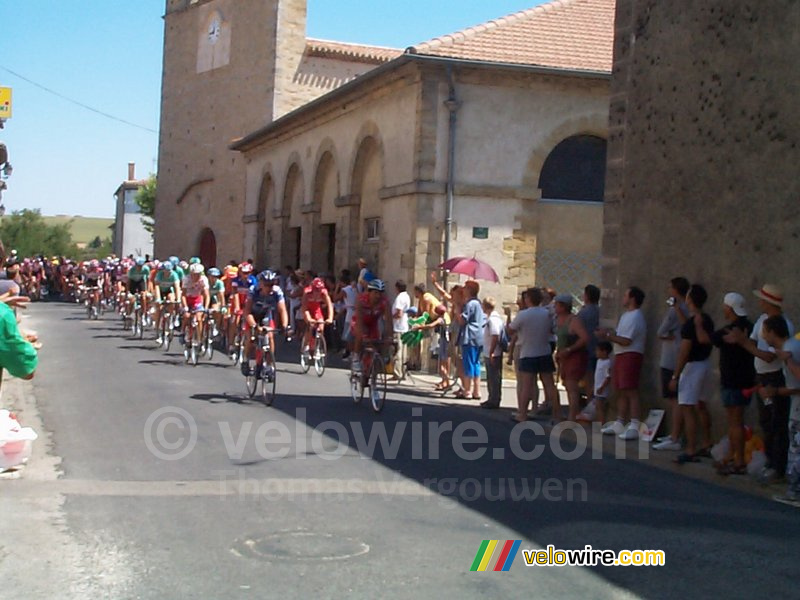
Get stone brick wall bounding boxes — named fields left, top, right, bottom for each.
left=603, top=0, right=800, bottom=417
left=156, top=0, right=285, bottom=264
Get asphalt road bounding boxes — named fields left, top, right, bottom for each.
left=3, top=302, right=799, bottom=599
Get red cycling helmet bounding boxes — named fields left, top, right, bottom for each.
left=311, top=277, right=326, bottom=291
left=239, top=262, right=254, bottom=274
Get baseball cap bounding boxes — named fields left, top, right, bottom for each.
left=554, top=293, right=573, bottom=306
left=723, top=292, right=747, bottom=317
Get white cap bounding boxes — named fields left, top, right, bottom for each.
left=723, top=292, right=747, bottom=317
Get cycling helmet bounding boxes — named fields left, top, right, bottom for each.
left=90, top=260, right=100, bottom=269
left=224, top=265, right=238, bottom=278
left=207, top=267, right=221, bottom=277
left=135, top=257, right=146, bottom=266
left=189, top=263, right=204, bottom=274
left=161, top=261, right=174, bottom=271
left=239, top=262, right=254, bottom=274
left=152, top=259, right=161, bottom=268
left=189, top=256, right=201, bottom=265
left=311, top=277, right=326, bottom=291
left=367, top=279, right=385, bottom=292
left=179, top=260, right=189, bottom=271
left=258, top=270, right=276, bottom=283
left=169, top=256, right=180, bottom=265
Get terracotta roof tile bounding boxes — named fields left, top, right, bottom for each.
left=305, top=38, right=403, bottom=64
left=408, top=0, right=615, bottom=72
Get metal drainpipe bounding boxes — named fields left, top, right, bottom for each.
left=443, top=65, right=461, bottom=264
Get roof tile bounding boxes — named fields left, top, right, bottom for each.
left=409, top=0, right=615, bottom=72
left=305, top=38, right=403, bottom=64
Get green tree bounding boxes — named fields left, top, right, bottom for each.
left=135, top=175, right=156, bottom=234
left=89, top=235, right=102, bottom=249
left=0, top=209, right=79, bottom=258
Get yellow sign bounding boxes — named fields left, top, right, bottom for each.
left=0, top=87, right=11, bottom=119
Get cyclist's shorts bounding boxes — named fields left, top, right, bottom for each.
left=186, top=295, right=204, bottom=312
left=307, top=306, right=324, bottom=322
left=253, top=312, right=275, bottom=330
left=85, top=279, right=100, bottom=288
left=129, top=279, right=145, bottom=294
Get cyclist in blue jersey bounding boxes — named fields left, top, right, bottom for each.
left=241, top=270, right=289, bottom=376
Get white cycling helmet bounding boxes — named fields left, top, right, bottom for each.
left=189, top=263, right=204, bottom=274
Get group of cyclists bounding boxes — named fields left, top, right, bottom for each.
left=47, top=253, right=395, bottom=410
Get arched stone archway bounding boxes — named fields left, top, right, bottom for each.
left=349, top=134, right=383, bottom=274
left=256, top=172, right=274, bottom=267
left=198, top=227, right=217, bottom=267
left=538, top=135, right=607, bottom=201
left=312, top=149, right=339, bottom=274
left=522, top=113, right=607, bottom=191
left=282, top=162, right=304, bottom=269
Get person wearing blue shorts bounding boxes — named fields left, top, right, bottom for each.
left=457, top=280, right=486, bottom=400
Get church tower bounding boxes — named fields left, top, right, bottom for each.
left=155, top=0, right=307, bottom=264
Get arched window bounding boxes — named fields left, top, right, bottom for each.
left=538, top=135, right=607, bottom=202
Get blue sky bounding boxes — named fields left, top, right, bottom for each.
left=2, top=0, right=545, bottom=219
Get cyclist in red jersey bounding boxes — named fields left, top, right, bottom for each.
left=351, top=279, right=393, bottom=372
left=301, top=277, right=334, bottom=358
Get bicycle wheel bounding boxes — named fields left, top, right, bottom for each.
left=204, top=323, right=214, bottom=360
left=165, top=314, right=174, bottom=352
left=300, top=343, right=311, bottom=374
left=231, top=327, right=243, bottom=365
left=138, top=306, right=146, bottom=339
left=261, top=353, right=276, bottom=406
left=314, top=333, right=327, bottom=377
left=133, top=310, right=141, bottom=338
left=350, top=368, right=363, bottom=404
left=370, top=354, right=387, bottom=413
left=190, top=324, right=200, bottom=366
left=245, top=356, right=258, bottom=398
left=156, top=315, right=165, bottom=347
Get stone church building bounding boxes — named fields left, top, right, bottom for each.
left=156, top=0, right=615, bottom=301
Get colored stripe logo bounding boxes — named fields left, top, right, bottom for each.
left=470, top=540, right=522, bottom=572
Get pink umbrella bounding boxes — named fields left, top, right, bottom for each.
left=438, top=256, right=500, bottom=283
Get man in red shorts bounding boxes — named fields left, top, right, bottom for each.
left=597, top=286, right=647, bottom=440
left=301, top=277, right=334, bottom=359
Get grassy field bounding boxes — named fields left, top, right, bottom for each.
left=42, top=215, right=115, bottom=245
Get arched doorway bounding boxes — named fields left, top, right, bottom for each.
left=350, top=135, right=382, bottom=273
left=198, top=228, right=217, bottom=267
left=313, top=150, right=339, bottom=274
left=256, top=174, right=273, bottom=268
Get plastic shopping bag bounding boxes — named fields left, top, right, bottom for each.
left=0, top=409, right=38, bottom=469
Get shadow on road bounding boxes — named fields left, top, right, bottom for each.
left=247, top=389, right=799, bottom=598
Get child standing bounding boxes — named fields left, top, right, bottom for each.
left=578, top=341, right=613, bottom=422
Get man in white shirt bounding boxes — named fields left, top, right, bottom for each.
left=761, top=316, right=800, bottom=505
left=597, top=286, right=647, bottom=440
left=726, top=283, right=794, bottom=483
left=509, top=287, right=559, bottom=422
left=392, top=280, right=411, bottom=380
left=481, top=297, right=504, bottom=409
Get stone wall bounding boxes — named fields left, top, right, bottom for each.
left=240, top=60, right=610, bottom=310
left=604, top=0, right=800, bottom=418
left=156, top=0, right=287, bottom=264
